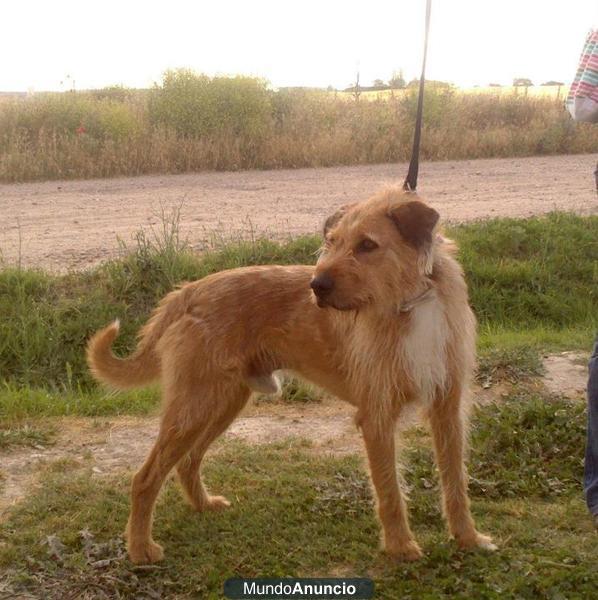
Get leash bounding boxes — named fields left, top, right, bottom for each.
left=403, top=0, right=432, bottom=192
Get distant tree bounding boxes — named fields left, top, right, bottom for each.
left=372, top=78, right=386, bottom=89
left=407, top=78, right=452, bottom=89
left=513, top=77, right=533, bottom=97
left=488, top=82, right=502, bottom=87
left=541, top=80, right=565, bottom=99
left=513, top=78, right=533, bottom=87
left=91, top=85, right=131, bottom=101
left=388, top=69, right=406, bottom=89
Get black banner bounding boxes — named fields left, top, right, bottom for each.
left=224, top=578, right=374, bottom=599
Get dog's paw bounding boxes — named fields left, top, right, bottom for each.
left=385, top=539, right=424, bottom=562
left=474, top=534, right=498, bottom=552
left=457, top=531, right=497, bottom=552
left=204, top=495, right=231, bottom=511
left=128, top=539, right=164, bottom=564
left=187, top=494, right=231, bottom=512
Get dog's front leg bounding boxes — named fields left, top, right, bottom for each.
left=428, top=388, right=496, bottom=552
left=360, top=417, right=423, bottom=561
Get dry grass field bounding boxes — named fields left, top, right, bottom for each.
left=0, top=71, right=595, bottom=183
left=340, top=84, right=568, bottom=101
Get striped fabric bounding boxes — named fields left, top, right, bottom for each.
left=567, top=29, right=598, bottom=123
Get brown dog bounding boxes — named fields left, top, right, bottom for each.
left=87, top=188, right=495, bottom=564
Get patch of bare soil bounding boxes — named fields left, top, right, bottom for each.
left=1, top=154, right=596, bottom=271
left=542, top=351, right=589, bottom=399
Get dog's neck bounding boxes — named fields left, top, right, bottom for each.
left=397, top=284, right=436, bottom=313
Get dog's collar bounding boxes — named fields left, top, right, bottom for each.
left=398, top=286, right=436, bottom=313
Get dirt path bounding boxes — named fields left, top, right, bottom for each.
left=1, top=154, right=596, bottom=271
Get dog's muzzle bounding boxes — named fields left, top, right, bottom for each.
left=310, top=273, right=334, bottom=306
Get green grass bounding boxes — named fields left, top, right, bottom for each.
left=477, top=324, right=594, bottom=353
left=407, top=394, right=586, bottom=501
left=255, top=377, right=323, bottom=405
left=0, top=212, right=595, bottom=405
left=0, top=384, right=159, bottom=422
left=476, top=346, right=544, bottom=387
left=0, top=422, right=55, bottom=450
left=0, top=395, right=595, bottom=599
left=457, top=213, right=597, bottom=332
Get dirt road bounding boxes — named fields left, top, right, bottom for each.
left=1, top=154, right=596, bottom=271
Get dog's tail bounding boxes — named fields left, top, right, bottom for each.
left=86, top=288, right=186, bottom=390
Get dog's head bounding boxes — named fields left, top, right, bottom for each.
left=311, top=189, right=439, bottom=311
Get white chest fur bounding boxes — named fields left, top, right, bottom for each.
left=400, top=298, right=449, bottom=405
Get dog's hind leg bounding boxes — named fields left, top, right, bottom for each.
left=428, top=386, right=496, bottom=552
left=360, top=416, right=423, bottom=561
left=126, top=413, right=200, bottom=564
left=176, top=384, right=250, bottom=511
left=125, top=318, right=238, bottom=565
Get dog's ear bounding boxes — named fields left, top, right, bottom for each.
left=388, top=200, right=439, bottom=248
left=323, top=203, right=354, bottom=236
left=389, top=200, right=439, bottom=274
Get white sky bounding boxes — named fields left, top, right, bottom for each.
left=1, top=0, right=597, bottom=92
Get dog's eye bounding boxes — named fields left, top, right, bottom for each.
left=356, top=238, right=378, bottom=253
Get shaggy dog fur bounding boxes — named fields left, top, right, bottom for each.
left=87, top=188, right=495, bottom=564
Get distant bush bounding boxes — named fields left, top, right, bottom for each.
left=148, top=69, right=272, bottom=140
left=0, top=93, right=140, bottom=141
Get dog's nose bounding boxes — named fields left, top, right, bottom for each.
left=310, top=273, right=334, bottom=296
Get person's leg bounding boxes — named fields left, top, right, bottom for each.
left=584, top=337, right=598, bottom=523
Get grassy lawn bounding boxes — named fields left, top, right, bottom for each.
left=0, top=394, right=595, bottom=598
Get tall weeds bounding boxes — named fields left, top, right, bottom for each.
left=0, top=70, right=594, bottom=182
